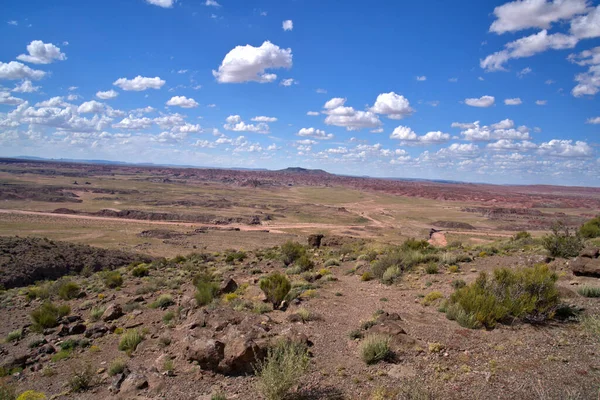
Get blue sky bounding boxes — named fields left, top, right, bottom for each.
left=1, top=0, right=599, bottom=185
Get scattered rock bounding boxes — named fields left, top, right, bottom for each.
left=186, top=338, right=225, bottom=371
left=120, top=371, right=149, bottom=393
left=102, top=303, right=124, bottom=321
left=218, top=279, right=238, bottom=295
left=581, top=247, right=600, bottom=259
left=218, top=337, right=269, bottom=375
left=84, top=324, right=109, bottom=339
left=308, top=234, right=324, bottom=248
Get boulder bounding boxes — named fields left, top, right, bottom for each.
left=580, top=247, right=600, bottom=259
left=0, top=353, right=30, bottom=370
left=307, top=234, right=324, bottom=248
left=119, top=371, right=149, bottom=393
left=218, top=279, right=238, bottom=295
left=84, top=323, right=109, bottom=339
left=102, top=303, right=124, bottom=321
left=186, top=338, right=225, bottom=371
left=369, top=321, right=406, bottom=337
left=218, top=337, right=269, bottom=375
left=571, top=257, right=600, bottom=277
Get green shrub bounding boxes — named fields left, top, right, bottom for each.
left=451, top=279, right=466, bottom=289
left=68, top=364, right=94, bottom=392
left=195, top=281, right=219, bottom=306
left=0, top=382, right=16, bottom=400
left=225, top=250, right=246, bottom=264
left=580, top=216, right=600, bottom=239
left=578, top=287, right=600, bottom=298
left=445, top=303, right=481, bottom=329
left=150, top=294, right=174, bottom=309
left=542, top=222, right=585, bottom=258
left=324, top=259, right=340, bottom=267
left=102, top=271, right=123, bottom=289
left=280, top=241, right=306, bottom=266
left=26, top=285, right=50, bottom=301
left=253, top=302, right=273, bottom=314
left=382, top=266, right=401, bottom=285
left=512, top=231, right=532, bottom=241
left=163, top=311, right=175, bottom=324
left=446, top=265, right=560, bottom=329
left=108, top=359, right=127, bottom=376
left=295, top=255, right=314, bottom=272
left=30, top=302, right=70, bottom=331
left=425, top=264, right=438, bottom=274
left=254, top=340, right=309, bottom=400
left=118, top=329, right=143, bottom=356
left=57, top=281, right=80, bottom=300
left=582, top=315, right=600, bottom=340
left=6, top=329, right=22, bottom=343
left=89, top=306, right=105, bottom=322
left=359, top=335, right=392, bottom=365
left=15, top=391, right=47, bottom=400
left=360, top=272, right=373, bottom=281
left=421, top=291, right=443, bottom=306
left=260, top=273, right=291, bottom=308
left=211, top=393, right=227, bottom=400
left=131, top=265, right=149, bottom=277
left=401, top=238, right=430, bottom=252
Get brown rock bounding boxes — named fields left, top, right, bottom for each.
left=102, top=303, right=124, bottom=321
left=369, top=321, right=406, bottom=337
left=307, top=234, right=324, bottom=248
left=186, top=338, right=225, bottom=371
left=218, top=337, right=269, bottom=375
left=84, top=324, right=108, bottom=339
left=580, top=247, right=600, bottom=259
left=0, top=353, right=29, bottom=370
left=119, top=371, right=149, bottom=393
left=571, top=257, right=600, bottom=277
left=218, top=278, right=238, bottom=295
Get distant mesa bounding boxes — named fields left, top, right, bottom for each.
left=276, top=167, right=330, bottom=175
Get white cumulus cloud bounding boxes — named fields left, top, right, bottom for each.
left=282, top=20, right=293, bottom=31
left=586, top=116, right=600, bottom=124
left=224, top=115, right=270, bottom=134
left=0, top=61, right=46, bottom=80
left=212, top=41, right=292, bottom=84
left=146, top=0, right=176, bottom=7
left=96, top=89, right=119, bottom=100
left=370, top=92, right=414, bottom=119
left=504, top=97, right=522, bottom=105
left=17, top=41, right=66, bottom=64
left=113, top=76, right=166, bottom=91
left=12, top=80, right=40, bottom=93
left=78, top=100, right=105, bottom=114
left=538, top=139, right=593, bottom=157
left=166, top=96, right=198, bottom=108
left=297, top=127, right=333, bottom=140
left=251, top=116, right=277, bottom=122
left=465, top=95, right=495, bottom=107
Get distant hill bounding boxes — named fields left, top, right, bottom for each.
left=275, top=167, right=331, bottom=175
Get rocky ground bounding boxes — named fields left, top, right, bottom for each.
left=0, top=235, right=599, bottom=400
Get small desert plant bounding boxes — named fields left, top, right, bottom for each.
left=211, top=393, right=227, bottom=400
left=6, top=329, right=22, bottom=343
left=254, top=340, right=310, bottom=400
left=108, top=359, right=127, bottom=376
left=581, top=315, right=600, bottom=340
left=195, top=281, right=219, bottom=306
left=0, top=381, right=16, bottom=400
left=15, top=391, right=47, bottom=400
left=324, top=259, right=340, bottom=267
left=296, top=307, right=313, bottom=322
left=361, top=272, right=373, bottom=281
left=295, top=255, right=314, bottom=272
left=421, top=291, right=443, bottom=306
left=150, top=294, right=174, bottom=309
left=425, top=264, right=438, bottom=274
left=580, top=216, right=600, bottom=239
left=162, top=311, right=175, bottom=324
left=131, top=265, right=149, bottom=277
left=260, top=272, right=291, bottom=308
left=448, top=265, right=460, bottom=273
left=512, top=231, right=532, bottom=241
left=359, top=335, right=392, bottom=365
left=225, top=250, right=246, bottom=264
left=118, top=329, right=143, bottom=356
left=68, top=364, right=95, bottom=392
left=30, top=302, right=70, bottom=331
left=382, top=266, right=401, bottom=284
left=280, top=241, right=306, bottom=266
left=26, top=285, right=50, bottom=301
left=577, top=287, right=600, bottom=298
left=542, top=222, right=585, bottom=258
left=57, top=281, right=80, bottom=300
left=89, top=306, right=105, bottom=322
left=253, top=302, right=273, bottom=314
left=451, top=279, right=466, bottom=289
left=102, top=271, right=123, bottom=289
left=446, top=264, right=560, bottom=329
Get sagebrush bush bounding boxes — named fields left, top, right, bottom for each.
left=108, top=359, right=127, bottom=376
left=421, top=291, right=443, bottom=306
left=254, top=340, right=309, bottom=400
left=102, top=271, right=123, bottom=288
left=578, top=287, right=600, bottom=298
left=260, top=272, right=291, bottom=308
left=446, top=265, right=560, bottom=329
left=30, top=302, right=70, bottom=331
left=89, top=306, right=105, bottom=322
left=382, top=266, right=401, bottom=284
left=26, top=285, right=50, bottom=301
left=359, top=335, right=392, bottom=365
left=324, top=259, right=340, bottom=267
left=57, top=281, right=80, bottom=300
left=118, top=330, right=143, bottom=356
left=280, top=241, right=306, bottom=266
left=150, top=294, right=174, bottom=309
left=361, top=272, right=373, bottom=281
left=131, top=265, right=149, bottom=277
left=0, top=382, right=16, bottom=400
left=225, top=250, right=246, bottom=264
left=195, top=281, right=219, bottom=306
left=68, top=364, right=94, bottom=392
left=512, top=231, right=532, bottom=241
left=6, top=329, right=22, bottom=343
left=542, top=222, right=584, bottom=258
left=451, top=279, right=466, bottom=290
left=425, top=263, right=438, bottom=274
left=580, top=216, right=600, bottom=239
left=15, top=391, right=47, bottom=400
